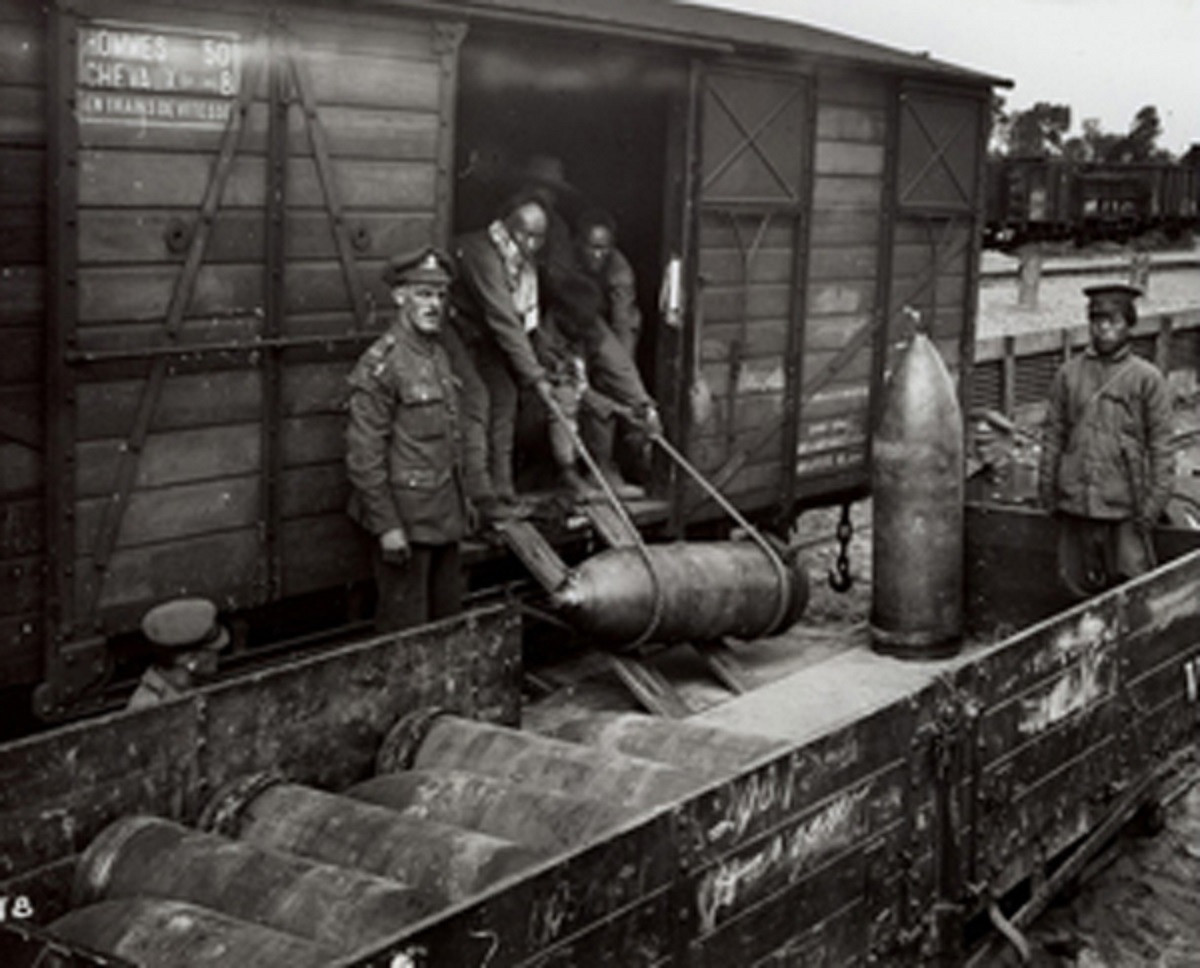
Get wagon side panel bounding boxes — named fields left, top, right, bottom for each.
left=0, top=0, right=48, bottom=695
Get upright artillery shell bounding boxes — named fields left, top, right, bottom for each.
left=549, top=541, right=809, bottom=644
left=379, top=711, right=705, bottom=811
left=544, top=711, right=789, bottom=779
left=870, top=331, right=964, bottom=654
left=201, top=773, right=544, bottom=906
left=345, top=768, right=630, bottom=853
left=49, top=897, right=335, bottom=968
left=73, top=815, right=435, bottom=953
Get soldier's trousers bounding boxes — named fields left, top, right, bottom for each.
left=372, top=541, right=462, bottom=633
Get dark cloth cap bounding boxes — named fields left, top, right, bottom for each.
left=382, top=246, right=454, bottom=287
left=142, top=597, right=230, bottom=652
left=1084, top=283, right=1142, bottom=310
left=518, top=154, right=578, bottom=196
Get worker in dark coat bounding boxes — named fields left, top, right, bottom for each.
left=449, top=192, right=555, bottom=521
left=346, top=247, right=467, bottom=632
left=575, top=206, right=643, bottom=357
left=514, top=158, right=660, bottom=497
left=535, top=275, right=661, bottom=497
left=1037, top=283, right=1174, bottom=598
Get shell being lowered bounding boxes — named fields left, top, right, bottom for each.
left=549, top=541, right=809, bottom=645
left=870, top=331, right=964, bottom=655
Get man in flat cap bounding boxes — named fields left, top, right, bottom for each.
left=1037, top=283, right=1174, bottom=597
left=346, top=246, right=467, bottom=631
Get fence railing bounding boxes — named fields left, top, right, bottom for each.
left=971, top=308, right=1200, bottom=419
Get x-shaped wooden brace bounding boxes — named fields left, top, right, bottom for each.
left=703, top=80, right=804, bottom=201
left=900, top=100, right=974, bottom=209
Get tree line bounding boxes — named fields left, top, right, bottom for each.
left=990, top=100, right=1177, bottom=163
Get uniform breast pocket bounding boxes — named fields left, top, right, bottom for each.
left=399, top=383, right=447, bottom=440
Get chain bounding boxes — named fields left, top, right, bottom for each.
left=828, top=502, right=854, bottom=592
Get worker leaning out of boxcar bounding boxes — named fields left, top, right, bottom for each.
left=448, top=190, right=557, bottom=523
left=345, top=247, right=467, bottom=632
left=516, top=156, right=662, bottom=497
left=1037, top=283, right=1174, bottom=598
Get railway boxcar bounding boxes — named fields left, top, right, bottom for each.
left=984, top=156, right=1200, bottom=248
left=0, top=0, right=1004, bottom=722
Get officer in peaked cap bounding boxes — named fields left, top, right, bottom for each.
left=1037, top=280, right=1172, bottom=598
left=346, top=244, right=470, bottom=632
left=141, top=596, right=230, bottom=653
left=128, top=597, right=229, bottom=710
left=381, top=245, right=454, bottom=288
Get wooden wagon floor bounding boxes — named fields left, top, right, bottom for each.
left=521, top=613, right=1009, bottom=745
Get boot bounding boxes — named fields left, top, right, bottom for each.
left=593, top=461, right=645, bottom=500
left=560, top=466, right=598, bottom=500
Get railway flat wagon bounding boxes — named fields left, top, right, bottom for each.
left=0, top=0, right=1004, bottom=723
left=1, top=510, right=1198, bottom=966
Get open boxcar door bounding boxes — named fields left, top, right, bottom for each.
left=674, top=61, right=812, bottom=526
left=38, top=1, right=464, bottom=717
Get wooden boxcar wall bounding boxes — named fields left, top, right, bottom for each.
left=0, top=1, right=47, bottom=691
left=20, top=0, right=461, bottom=706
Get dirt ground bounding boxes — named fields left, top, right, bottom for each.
left=989, top=776, right=1200, bottom=968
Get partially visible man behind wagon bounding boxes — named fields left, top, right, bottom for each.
left=346, top=247, right=467, bottom=632
left=1038, top=283, right=1174, bottom=597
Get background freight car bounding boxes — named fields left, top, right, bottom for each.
left=984, top=155, right=1200, bottom=248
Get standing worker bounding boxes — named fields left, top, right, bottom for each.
left=1037, top=283, right=1174, bottom=598
left=346, top=247, right=467, bottom=632
left=449, top=192, right=556, bottom=521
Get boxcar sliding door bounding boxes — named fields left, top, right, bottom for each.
left=684, top=64, right=811, bottom=520
left=883, top=86, right=988, bottom=406
left=38, top=0, right=461, bottom=716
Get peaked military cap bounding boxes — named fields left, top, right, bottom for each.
left=1084, top=283, right=1142, bottom=314
left=141, top=597, right=230, bottom=652
left=382, top=246, right=454, bottom=287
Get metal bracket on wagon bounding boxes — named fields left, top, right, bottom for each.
left=32, top=635, right=114, bottom=721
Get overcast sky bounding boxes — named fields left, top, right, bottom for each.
left=689, top=0, right=1199, bottom=155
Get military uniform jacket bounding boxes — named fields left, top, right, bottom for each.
left=1037, top=345, right=1173, bottom=523
left=345, top=324, right=466, bottom=543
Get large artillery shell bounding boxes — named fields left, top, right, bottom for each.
left=74, top=815, right=434, bottom=953
left=544, top=711, right=789, bottom=779
left=379, top=711, right=705, bottom=811
left=345, top=768, right=630, bottom=853
left=49, top=897, right=335, bottom=968
left=201, top=774, right=543, bottom=906
left=550, top=541, right=809, bottom=644
left=871, top=332, right=964, bottom=654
